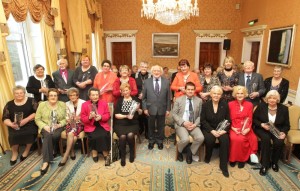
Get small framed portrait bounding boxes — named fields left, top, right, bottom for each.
left=152, top=33, right=180, bottom=58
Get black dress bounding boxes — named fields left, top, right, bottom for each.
left=2, top=98, right=38, bottom=145
left=114, top=97, right=139, bottom=136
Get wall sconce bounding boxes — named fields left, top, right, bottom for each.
left=248, top=19, right=258, bottom=26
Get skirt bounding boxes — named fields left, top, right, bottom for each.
left=8, top=123, right=38, bottom=145
left=86, top=126, right=111, bottom=152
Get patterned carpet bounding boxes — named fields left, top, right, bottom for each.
left=0, top=138, right=300, bottom=191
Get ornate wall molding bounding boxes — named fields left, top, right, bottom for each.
left=104, top=30, right=138, bottom=38
left=240, top=25, right=267, bottom=37
left=193, top=30, right=232, bottom=38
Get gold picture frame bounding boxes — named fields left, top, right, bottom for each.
left=152, top=33, right=180, bottom=58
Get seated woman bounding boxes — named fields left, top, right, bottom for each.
left=253, top=90, right=290, bottom=176
left=228, top=86, right=258, bottom=168
left=35, top=88, right=66, bottom=175
left=114, top=83, right=140, bottom=166
left=58, top=88, right=85, bottom=166
left=2, top=86, right=38, bottom=165
left=201, top=85, right=230, bottom=177
left=81, top=87, right=111, bottom=166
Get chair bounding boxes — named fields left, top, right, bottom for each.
left=59, top=130, right=86, bottom=157
left=286, top=105, right=300, bottom=163
left=175, top=135, right=203, bottom=161
left=112, top=132, right=137, bottom=159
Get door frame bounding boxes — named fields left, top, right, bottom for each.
left=104, top=30, right=138, bottom=66
left=194, top=30, right=232, bottom=69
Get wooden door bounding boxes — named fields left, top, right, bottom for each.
left=199, top=42, right=220, bottom=71
left=250, top=42, right=260, bottom=72
left=112, top=42, right=132, bottom=69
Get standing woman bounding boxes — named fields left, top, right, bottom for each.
left=263, top=66, right=289, bottom=103
left=253, top=90, right=290, bottom=176
left=26, top=64, right=55, bottom=103
left=52, top=58, right=75, bottom=102
left=2, top=86, right=38, bottom=165
left=112, top=65, right=138, bottom=102
left=201, top=85, right=230, bottom=177
left=81, top=88, right=111, bottom=166
left=93, top=60, right=118, bottom=103
left=114, top=83, right=140, bottom=166
left=73, top=55, right=98, bottom=100
left=199, top=63, right=221, bottom=102
left=58, top=88, right=85, bottom=166
left=217, top=56, right=239, bottom=102
left=35, top=88, right=66, bottom=175
left=228, top=86, right=258, bottom=168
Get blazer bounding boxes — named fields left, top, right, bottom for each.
left=26, top=75, right=55, bottom=103
left=112, top=77, right=138, bottom=99
left=238, top=72, right=265, bottom=105
left=253, top=102, right=290, bottom=134
left=172, top=95, right=202, bottom=129
left=142, top=77, right=171, bottom=115
left=52, top=69, right=75, bottom=102
left=264, top=77, right=289, bottom=103
left=80, top=100, right=111, bottom=132
left=66, top=98, right=85, bottom=117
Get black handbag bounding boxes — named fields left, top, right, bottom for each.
left=112, top=139, right=120, bottom=162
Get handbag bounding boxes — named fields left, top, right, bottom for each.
left=111, top=139, right=120, bottom=162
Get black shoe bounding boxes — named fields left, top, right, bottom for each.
left=92, top=156, right=98, bottom=163
left=148, top=143, right=154, bottom=150
left=58, top=161, right=66, bottom=167
left=204, top=158, right=210, bottom=164
left=238, top=162, right=245, bottom=168
left=229, top=162, right=236, bottom=167
left=271, top=163, right=279, bottom=172
left=259, top=166, right=267, bottom=176
left=105, top=156, right=111, bottom=166
left=158, top=143, right=163, bottom=150
left=20, top=155, right=28, bottom=162
left=53, top=153, right=57, bottom=158
left=10, top=159, right=17, bottom=166
left=129, top=153, right=134, bottom=163
left=186, top=148, right=192, bottom=164
left=70, top=155, right=76, bottom=160
left=177, top=152, right=184, bottom=162
left=40, top=164, right=49, bottom=175
left=121, top=159, right=126, bottom=166
left=222, top=170, right=229, bottom=177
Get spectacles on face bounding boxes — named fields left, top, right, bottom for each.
left=49, top=94, right=58, bottom=97
left=69, top=94, right=78, bottom=97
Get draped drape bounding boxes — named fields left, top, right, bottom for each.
left=93, top=2, right=104, bottom=69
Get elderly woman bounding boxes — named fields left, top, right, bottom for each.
left=264, top=66, right=289, bottom=103
left=58, top=88, right=85, bottom=166
left=199, top=63, right=221, bottom=102
left=94, top=60, right=118, bottom=103
left=217, top=56, right=239, bottom=102
left=171, top=59, right=203, bottom=99
left=52, top=58, right=75, bottom=102
left=114, top=83, right=140, bottom=166
left=2, top=86, right=38, bottom=165
left=113, top=65, right=138, bottom=102
left=228, top=86, right=258, bottom=168
left=26, top=64, right=55, bottom=103
left=201, top=85, right=230, bottom=177
left=253, top=90, right=290, bottom=176
left=73, top=55, right=98, bottom=100
left=35, top=88, right=66, bottom=175
left=81, top=87, right=111, bottom=166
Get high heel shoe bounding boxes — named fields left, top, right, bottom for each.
left=92, top=156, right=98, bottom=163
left=70, top=154, right=76, bottom=160
left=58, top=158, right=68, bottom=167
left=40, top=164, right=49, bottom=175
left=10, top=159, right=17, bottom=166
left=20, top=155, right=28, bottom=162
left=259, top=166, right=267, bottom=176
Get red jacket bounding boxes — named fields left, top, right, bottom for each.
left=112, top=77, right=138, bottom=99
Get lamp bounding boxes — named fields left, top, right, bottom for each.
left=248, top=19, right=258, bottom=26
left=141, top=0, right=199, bottom=25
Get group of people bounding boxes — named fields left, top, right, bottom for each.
left=2, top=55, right=290, bottom=178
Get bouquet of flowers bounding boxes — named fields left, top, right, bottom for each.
left=215, top=119, right=230, bottom=132
left=49, top=110, right=58, bottom=134
left=266, top=121, right=281, bottom=139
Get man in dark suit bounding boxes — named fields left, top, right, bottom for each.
left=142, top=65, right=171, bottom=150
left=52, top=58, right=75, bottom=102
left=172, top=82, right=204, bottom=164
left=238, top=61, right=265, bottom=106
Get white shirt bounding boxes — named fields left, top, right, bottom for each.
left=183, top=97, right=194, bottom=122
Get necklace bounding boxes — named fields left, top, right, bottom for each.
left=268, top=106, right=277, bottom=111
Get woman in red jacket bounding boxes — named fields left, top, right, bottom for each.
left=81, top=87, right=111, bottom=166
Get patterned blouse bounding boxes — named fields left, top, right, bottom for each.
left=217, top=70, right=239, bottom=102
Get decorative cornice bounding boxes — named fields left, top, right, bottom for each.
left=104, top=30, right=138, bottom=38
left=193, top=30, right=232, bottom=38
left=240, top=25, right=267, bottom=37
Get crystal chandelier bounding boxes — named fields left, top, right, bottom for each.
left=141, top=0, right=199, bottom=25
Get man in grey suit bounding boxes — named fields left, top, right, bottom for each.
left=142, top=65, right=171, bottom=150
left=52, top=58, right=75, bottom=102
left=238, top=61, right=265, bottom=106
left=172, top=82, right=204, bottom=164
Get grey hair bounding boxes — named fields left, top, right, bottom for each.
left=67, top=87, right=79, bottom=97
left=57, top=58, right=68, bottom=66
left=13, top=85, right=26, bottom=93
left=265, top=90, right=280, bottom=103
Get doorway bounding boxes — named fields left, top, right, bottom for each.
left=250, top=42, right=260, bottom=71
left=199, top=42, right=221, bottom=71
left=112, top=42, right=132, bottom=69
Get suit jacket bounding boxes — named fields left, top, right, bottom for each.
left=142, top=77, right=171, bottom=115
left=52, top=69, right=75, bottom=102
left=264, top=77, right=289, bottom=103
left=238, top=72, right=265, bottom=106
left=172, top=95, right=202, bottom=129
left=253, top=102, right=290, bottom=134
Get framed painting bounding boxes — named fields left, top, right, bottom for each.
left=152, top=33, right=180, bottom=58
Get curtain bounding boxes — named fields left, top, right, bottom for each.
left=93, top=2, right=104, bottom=69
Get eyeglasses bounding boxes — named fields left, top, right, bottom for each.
left=48, top=94, right=58, bottom=97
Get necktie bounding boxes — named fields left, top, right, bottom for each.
left=188, top=98, right=194, bottom=123
left=62, top=71, right=67, bottom=83
left=246, top=75, right=251, bottom=93
left=155, top=78, right=159, bottom=95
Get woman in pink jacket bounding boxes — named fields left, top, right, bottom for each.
left=81, top=87, right=111, bottom=166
